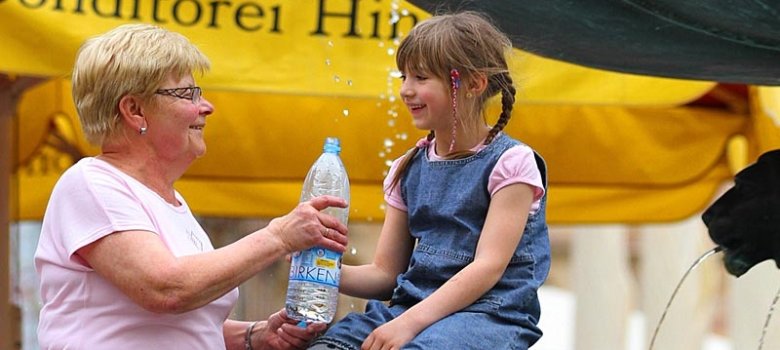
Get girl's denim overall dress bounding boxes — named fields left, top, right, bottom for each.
left=311, top=133, right=551, bottom=350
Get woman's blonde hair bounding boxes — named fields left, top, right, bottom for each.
left=72, top=24, right=210, bottom=145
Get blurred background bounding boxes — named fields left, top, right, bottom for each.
left=4, top=1, right=780, bottom=349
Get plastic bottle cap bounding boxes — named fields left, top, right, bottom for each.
left=323, top=137, right=341, bottom=154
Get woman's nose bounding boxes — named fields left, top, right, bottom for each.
left=199, top=96, right=214, bottom=115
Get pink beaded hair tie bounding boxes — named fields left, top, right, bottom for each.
left=449, top=68, right=460, bottom=153
left=416, top=138, right=432, bottom=148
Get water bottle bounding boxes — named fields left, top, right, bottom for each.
left=285, top=137, right=350, bottom=324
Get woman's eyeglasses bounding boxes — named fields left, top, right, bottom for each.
left=155, top=86, right=202, bottom=104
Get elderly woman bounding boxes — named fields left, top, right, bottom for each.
left=34, top=24, right=348, bottom=350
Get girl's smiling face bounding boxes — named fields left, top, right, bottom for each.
left=399, top=69, right=452, bottom=132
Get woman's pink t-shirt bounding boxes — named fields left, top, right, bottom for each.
left=35, top=157, right=239, bottom=349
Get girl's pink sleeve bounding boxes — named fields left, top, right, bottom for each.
left=489, top=145, right=545, bottom=207
left=383, top=156, right=408, bottom=211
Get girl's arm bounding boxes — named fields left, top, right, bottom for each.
left=363, top=182, right=535, bottom=349
left=339, top=205, right=415, bottom=300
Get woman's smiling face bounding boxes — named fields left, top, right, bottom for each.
left=145, top=73, right=214, bottom=163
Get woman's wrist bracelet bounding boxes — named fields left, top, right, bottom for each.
left=244, top=321, right=259, bottom=350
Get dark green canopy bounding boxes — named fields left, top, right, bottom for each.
left=408, top=0, right=780, bottom=85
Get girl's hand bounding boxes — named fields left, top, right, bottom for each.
left=361, top=318, right=418, bottom=350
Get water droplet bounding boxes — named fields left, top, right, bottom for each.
left=389, top=70, right=402, bottom=78
left=387, top=120, right=396, bottom=127
left=378, top=151, right=386, bottom=158
left=334, top=75, right=341, bottom=83
left=389, top=12, right=400, bottom=24
left=378, top=42, right=385, bottom=48
left=325, top=58, right=331, bottom=66
left=328, top=41, right=334, bottom=47
left=399, top=133, right=408, bottom=140
left=388, top=95, right=397, bottom=102
left=379, top=204, right=387, bottom=211
left=401, top=9, right=409, bottom=15
left=384, top=160, right=393, bottom=167
left=347, top=80, right=353, bottom=86
left=383, top=138, right=394, bottom=148
left=387, top=48, right=395, bottom=55
left=350, top=247, right=358, bottom=255
left=342, top=109, right=349, bottom=117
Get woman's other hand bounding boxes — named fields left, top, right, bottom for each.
left=253, top=309, right=327, bottom=350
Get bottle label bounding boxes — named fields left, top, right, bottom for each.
left=289, top=248, right=342, bottom=287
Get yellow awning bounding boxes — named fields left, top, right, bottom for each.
left=8, top=1, right=778, bottom=224
left=2, top=0, right=712, bottom=104
left=15, top=79, right=761, bottom=224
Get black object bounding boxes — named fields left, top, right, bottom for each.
left=407, top=0, right=780, bottom=85
left=703, top=150, right=780, bottom=277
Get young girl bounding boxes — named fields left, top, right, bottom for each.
left=310, top=11, right=550, bottom=350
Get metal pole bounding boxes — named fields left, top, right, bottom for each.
left=1, top=75, right=45, bottom=350
left=0, top=75, right=19, bottom=350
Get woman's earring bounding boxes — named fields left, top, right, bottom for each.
left=139, top=126, right=147, bottom=135
left=466, top=92, right=474, bottom=98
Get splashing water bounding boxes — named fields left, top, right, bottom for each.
left=648, top=246, right=723, bottom=350
left=758, top=284, right=780, bottom=350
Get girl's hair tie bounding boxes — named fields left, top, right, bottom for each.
left=450, top=68, right=460, bottom=89
left=416, top=138, right=432, bottom=148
